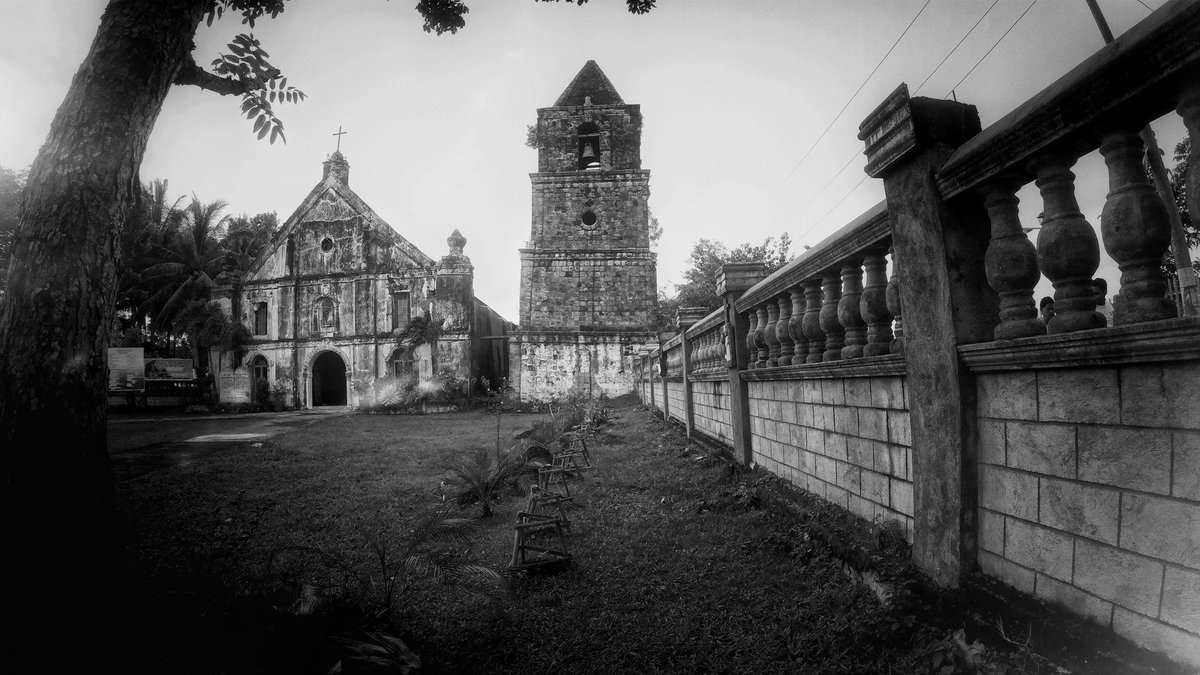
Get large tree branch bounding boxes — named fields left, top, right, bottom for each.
left=174, top=55, right=251, bottom=96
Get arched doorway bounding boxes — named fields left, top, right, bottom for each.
left=312, top=351, right=347, bottom=406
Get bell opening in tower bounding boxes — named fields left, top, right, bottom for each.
left=577, top=122, right=601, bottom=170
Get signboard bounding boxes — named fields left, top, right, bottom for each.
left=220, top=366, right=251, bottom=404
left=144, top=358, right=193, bottom=381
left=107, top=347, right=145, bottom=392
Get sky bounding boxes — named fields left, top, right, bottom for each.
left=0, top=0, right=1190, bottom=322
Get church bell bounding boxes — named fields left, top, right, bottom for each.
left=580, top=142, right=600, bottom=170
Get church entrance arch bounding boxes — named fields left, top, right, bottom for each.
left=311, top=351, right=347, bottom=406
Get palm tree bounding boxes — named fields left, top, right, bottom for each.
left=140, top=195, right=230, bottom=351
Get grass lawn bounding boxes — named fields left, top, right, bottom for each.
left=109, top=398, right=1168, bottom=674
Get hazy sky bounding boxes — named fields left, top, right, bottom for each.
left=0, top=0, right=1188, bottom=321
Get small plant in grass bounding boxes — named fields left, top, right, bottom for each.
left=442, top=446, right=528, bottom=517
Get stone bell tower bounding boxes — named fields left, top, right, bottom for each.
left=510, top=60, right=658, bottom=401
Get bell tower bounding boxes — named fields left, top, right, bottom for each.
left=511, top=61, right=658, bottom=401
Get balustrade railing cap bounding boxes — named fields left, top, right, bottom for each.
left=717, top=262, right=769, bottom=296
left=676, top=306, right=711, bottom=329
left=858, top=83, right=981, bottom=179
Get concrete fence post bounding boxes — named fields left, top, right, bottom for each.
left=717, top=263, right=769, bottom=466
left=677, top=307, right=711, bottom=439
left=858, top=84, right=998, bottom=587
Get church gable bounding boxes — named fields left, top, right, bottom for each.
left=244, top=153, right=434, bottom=283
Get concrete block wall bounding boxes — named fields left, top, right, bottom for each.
left=692, top=380, right=732, bottom=446
left=975, top=362, right=1200, bottom=666
left=748, top=375, right=914, bottom=539
left=666, top=380, right=686, bottom=425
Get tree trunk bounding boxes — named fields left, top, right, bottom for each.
left=0, top=0, right=207, bottom=661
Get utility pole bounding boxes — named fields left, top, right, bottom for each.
left=1085, top=0, right=1197, bottom=316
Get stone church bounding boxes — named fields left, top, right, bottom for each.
left=508, top=61, right=659, bottom=401
left=214, top=152, right=512, bottom=408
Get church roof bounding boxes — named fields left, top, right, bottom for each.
left=553, top=60, right=624, bottom=107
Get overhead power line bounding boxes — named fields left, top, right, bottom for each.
left=913, top=0, right=1000, bottom=95
left=946, top=0, right=1039, bottom=97
left=743, top=0, right=933, bottom=229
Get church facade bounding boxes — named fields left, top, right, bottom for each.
left=214, top=152, right=512, bottom=408
left=508, top=61, right=659, bottom=401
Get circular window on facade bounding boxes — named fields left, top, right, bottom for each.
left=321, top=237, right=334, bottom=252
left=579, top=210, right=599, bottom=230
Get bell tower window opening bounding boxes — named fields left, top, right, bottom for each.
left=253, top=302, right=268, bottom=336
left=577, top=123, right=601, bottom=170
left=391, top=290, right=411, bottom=331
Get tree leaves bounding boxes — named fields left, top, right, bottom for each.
left=208, top=33, right=304, bottom=145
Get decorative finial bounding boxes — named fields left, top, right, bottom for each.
left=447, top=229, right=467, bottom=256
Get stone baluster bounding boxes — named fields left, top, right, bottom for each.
left=861, top=250, right=894, bottom=356
left=838, top=258, right=867, bottom=359
left=982, top=182, right=1045, bottom=339
left=1032, top=155, right=1106, bottom=333
left=820, top=271, right=845, bottom=361
left=1100, top=130, right=1177, bottom=324
left=776, top=294, right=795, bottom=366
left=755, top=305, right=770, bottom=368
left=788, top=289, right=807, bottom=363
left=745, top=310, right=758, bottom=370
left=802, top=279, right=825, bottom=363
left=764, top=301, right=780, bottom=367
left=886, top=246, right=904, bottom=356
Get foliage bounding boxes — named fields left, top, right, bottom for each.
left=395, top=313, right=438, bottom=347
left=139, top=195, right=231, bottom=330
left=442, top=447, right=529, bottom=517
left=0, top=165, right=26, bottom=300
left=665, top=234, right=794, bottom=318
left=1160, top=136, right=1198, bottom=275
left=220, top=210, right=278, bottom=280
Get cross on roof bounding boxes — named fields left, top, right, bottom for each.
left=333, top=125, right=347, bottom=153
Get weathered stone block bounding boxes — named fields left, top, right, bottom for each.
left=1038, top=369, right=1119, bottom=424
left=978, top=508, right=1004, bottom=553
left=845, top=378, right=872, bottom=407
left=979, top=419, right=1006, bottom=465
left=827, top=484, right=850, bottom=508
left=861, top=469, right=889, bottom=505
left=781, top=400, right=798, bottom=424
left=859, top=408, right=889, bottom=442
left=889, top=445, right=911, bottom=481
left=797, top=402, right=815, bottom=427
left=891, top=478, right=914, bottom=516
left=980, top=464, right=1038, bottom=521
left=1035, top=574, right=1114, bottom=626
left=979, top=550, right=1036, bottom=593
left=1162, top=362, right=1200, bottom=430
left=816, top=455, right=837, bottom=484
left=820, top=379, right=846, bottom=405
left=1077, top=426, right=1171, bottom=494
left=1119, top=493, right=1200, bottom=568
left=787, top=380, right=802, bottom=403
left=1112, top=607, right=1200, bottom=670
left=1160, top=566, right=1200, bottom=634
left=1119, top=364, right=1168, bottom=429
left=802, top=380, right=821, bottom=403
left=812, top=404, right=835, bottom=430
left=887, top=410, right=911, bottom=447
left=825, top=431, right=848, bottom=461
left=873, top=441, right=892, bottom=475
left=1005, top=517, right=1074, bottom=581
left=1174, top=432, right=1200, bottom=501
left=833, top=406, right=859, bottom=436
left=788, top=423, right=806, bottom=447
left=805, top=427, right=826, bottom=453
left=1074, top=538, right=1163, bottom=615
left=870, top=376, right=905, bottom=410
left=1006, top=421, right=1076, bottom=478
left=847, top=436, right=873, bottom=468
left=978, top=371, right=1038, bottom=420
left=838, top=462, right=861, bottom=493
left=1038, top=477, right=1119, bottom=545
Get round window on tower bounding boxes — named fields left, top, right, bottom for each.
left=580, top=210, right=599, bottom=230
left=321, top=237, right=334, bottom=253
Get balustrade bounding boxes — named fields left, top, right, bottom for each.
left=820, top=272, right=845, bottom=361
left=886, top=245, right=903, bottom=355
left=745, top=310, right=758, bottom=370
left=861, top=250, right=893, bottom=356
left=755, top=306, right=770, bottom=368
left=776, top=294, right=795, bottom=365
left=788, top=289, right=807, bottom=363
left=982, top=182, right=1044, bottom=339
left=838, top=259, right=866, bottom=359
left=803, top=279, right=825, bottom=363
left=764, top=301, right=780, bottom=367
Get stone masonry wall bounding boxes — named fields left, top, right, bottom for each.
left=519, top=250, right=657, bottom=330
left=666, top=380, right=686, bottom=425
left=974, top=363, right=1200, bottom=665
left=748, top=376, right=915, bottom=539
left=692, top=379, right=732, bottom=447
left=510, top=332, right=646, bottom=402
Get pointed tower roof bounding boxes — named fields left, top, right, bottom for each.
left=553, top=60, right=624, bottom=107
